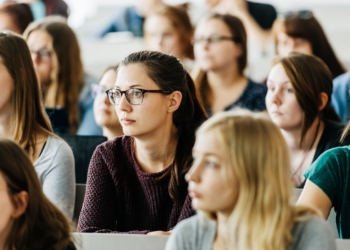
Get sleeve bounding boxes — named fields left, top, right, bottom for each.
left=165, top=217, right=197, bottom=250
left=77, top=145, right=149, bottom=234
left=42, top=140, right=75, bottom=220
left=294, top=218, right=337, bottom=250
left=304, top=148, right=344, bottom=207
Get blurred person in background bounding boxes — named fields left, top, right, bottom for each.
left=0, top=1, right=33, bottom=34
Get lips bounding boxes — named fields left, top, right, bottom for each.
left=121, top=118, right=135, bottom=125
left=188, top=190, right=201, bottom=199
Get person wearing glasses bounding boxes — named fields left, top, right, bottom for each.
left=92, top=65, right=123, bottom=140
left=272, top=10, right=345, bottom=80
left=0, top=31, right=75, bottom=219
left=192, top=13, right=267, bottom=116
left=77, top=51, right=207, bottom=234
left=165, top=110, right=336, bottom=250
left=144, top=4, right=194, bottom=71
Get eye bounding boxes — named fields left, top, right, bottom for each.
left=113, top=89, right=122, bottom=98
left=285, top=87, right=294, bottom=93
left=205, top=160, right=217, bottom=168
left=129, top=89, right=143, bottom=98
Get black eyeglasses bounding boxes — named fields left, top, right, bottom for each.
left=30, top=48, right=52, bottom=62
left=279, top=10, right=313, bottom=20
left=106, top=88, right=172, bottom=105
left=192, top=35, right=240, bottom=45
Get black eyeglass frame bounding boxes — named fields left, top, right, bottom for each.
left=106, top=88, right=172, bottom=105
left=278, top=10, right=313, bottom=20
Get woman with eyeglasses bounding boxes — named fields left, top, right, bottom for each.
left=272, top=10, right=345, bottom=79
left=192, top=13, right=267, bottom=116
left=166, top=110, right=336, bottom=250
left=0, top=31, right=75, bottom=219
left=92, top=65, right=123, bottom=140
left=77, top=51, right=207, bottom=234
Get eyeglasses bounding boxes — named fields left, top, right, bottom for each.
left=279, top=10, right=313, bottom=20
left=192, top=35, right=240, bottom=45
left=106, top=88, right=172, bottom=105
left=30, top=48, right=52, bottom=62
left=91, top=84, right=108, bottom=98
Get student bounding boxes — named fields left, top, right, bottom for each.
left=192, top=13, right=267, bottom=116
left=272, top=10, right=345, bottom=79
left=166, top=110, right=336, bottom=250
left=265, top=53, right=347, bottom=188
left=24, top=16, right=84, bottom=134
left=78, top=51, right=207, bottom=234
left=299, top=122, right=350, bottom=239
left=0, top=1, right=34, bottom=34
left=92, top=65, right=123, bottom=140
left=0, top=139, right=76, bottom=250
left=0, top=31, right=75, bottom=219
left=331, top=71, right=350, bottom=123
left=144, top=5, right=194, bottom=71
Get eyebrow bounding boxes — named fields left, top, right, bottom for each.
left=192, top=151, right=220, bottom=158
left=266, top=80, right=291, bottom=85
left=114, top=84, right=144, bottom=89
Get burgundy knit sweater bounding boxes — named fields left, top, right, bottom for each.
left=77, top=136, right=195, bottom=234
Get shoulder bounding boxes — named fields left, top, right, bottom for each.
left=334, top=71, right=350, bottom=85
left=247, top=79, right=267, bottom=93
left=46, top=136, right=74, bottom=159
left=290, top=217, right=336, bottom=249
left=95, top=136, right=132, bottom=155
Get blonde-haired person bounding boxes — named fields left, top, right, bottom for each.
left=166, top=110, right=336, bottom=250
left=92, top=65, right=123, bottom=140
left=0, top=139, right=76, bottom=250
left=0, top=31, right=75, bottom=219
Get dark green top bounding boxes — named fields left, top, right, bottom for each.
left=304, top=146, right=350, bottom=239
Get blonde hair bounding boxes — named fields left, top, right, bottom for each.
left=196, top=109, right=319, bottom=250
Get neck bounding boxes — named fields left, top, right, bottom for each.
left=133, top=125, right=178, bottom=173
left=215, top=212, right=231, bottom=249
left=207, top=63, right=245, bottom=89
left=0, top=220, right=13, bottom=250
left=281, top=118, right=324, bottom=151
left=0, top=108, right=13, bottom=139
left=102, top=126, right=123, bottom=141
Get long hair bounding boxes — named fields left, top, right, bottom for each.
left=277, top=53, right=341, bottom=145
left=0, top=139, right=73, bottom=250
left=23, top=16, right=84, bottom=134
left=272, top=14, right=345, bottom=79
left=0, top=31, right=52, bottom=155
left=119, top=51, right=207, bottom=202
left=145, top=4, right=194, bottom=60
left=196, top=110, right=319, bottom=250
left=192, top=13, right=247, bottom=110
left=0, top=1, right=34, bottom=34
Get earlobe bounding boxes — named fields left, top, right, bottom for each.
left=319, top=92, right=328, bottom=111
left=11, top=191, right=29, bottom=218
left=168, top=91, right=182, bottom=113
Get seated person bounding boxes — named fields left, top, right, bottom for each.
left=266, top=53, right=348, bottom=188
left=92, top=65, right=123, bottom=140
left=77, top=51, right=207, bottom=234
left=0, top=139, right=76, bottom=250
left=0, top=31, right=75, bottom=219
left=166, top=110, right=336, bottom=250
left=331, top=72, right=350, bottom=123
left=0, top=1, right=33, bottom=34
left=192, top=13, right=267, bottom=115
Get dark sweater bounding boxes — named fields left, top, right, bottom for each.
left=77, top=136, right=194, bottom=234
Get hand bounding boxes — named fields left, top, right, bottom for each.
left=147, top=230, right=172, bottom=236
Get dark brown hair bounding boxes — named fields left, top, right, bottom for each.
left=273, top=14, right=345, bottom=79
left=24, top=16, right=84, bottom=134
left=0, top=139, right=73, bottom=250
left=145, top=4, right=194, bottom=60
left=0, top=1, right=34, bottom=34
left=193, top=13, right=247, bottom=111
left=0, top=31, right=52, bottom=155
left=277, top=53, right=340, bottom=144
left=119, top=51, right=207, bottom=202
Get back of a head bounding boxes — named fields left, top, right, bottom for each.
left=277, top=53, right=341, bottom=143
left=273, top=12, right=345, bottom=78
left=0, top=139, right=72, bottom=250
left=120, top=50, right=207, bottom=201
left=0, top=31, right=52, bottom=153
left=0, top=1, right=34, bottom=34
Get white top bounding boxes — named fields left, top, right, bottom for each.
left=34, top=135, right=75, bottom=219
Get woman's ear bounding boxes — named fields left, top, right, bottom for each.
left=319, top=92, right=328, bottom=111
left=11, top=191, right=28, bottom=218
left=167, top=91, right=182, bottom=113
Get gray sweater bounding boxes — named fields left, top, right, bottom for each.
left=34, top=136, right=75, bottom=219
left=166, top=214, right=336, bottom=250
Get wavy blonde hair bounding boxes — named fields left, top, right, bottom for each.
left=196, top=109, right=319, bottom=250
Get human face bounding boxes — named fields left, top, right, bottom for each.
left=0, top=13, right=18, bottom=33
left=0, top=58, right=13, bottom=116
left=114, top=64, right=171, bottom=138
left=144, top=15, right=184, bottom=59
left=194, top=18, right=241, bottom=72
left=26, top=29, right=56, bottom=88
left=0, top=173, right=15, bottom=243
left=276, top=32, right=313, bottom=56
left=93, top=69, right=119, bottom=128
left=186, top=130, right=238, bottom=214
left=266, top=63, right=304, bottom=131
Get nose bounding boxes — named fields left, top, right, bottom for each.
left=31, top=52, right=40, bottom=65
left=267, top=88, right=282, bottom=106
left=103, top=93, right=110, bottom=105
left=117, top=93, right=131, bottom=113
left=185, top=160, right=201, bottom=183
